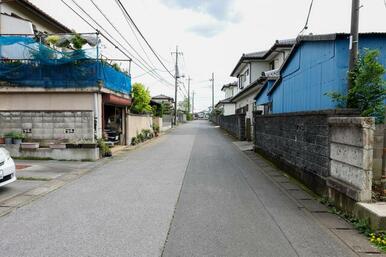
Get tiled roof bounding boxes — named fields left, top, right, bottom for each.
left=152, top=94, right=173, bottom=100
left=230, top=39, right=295, bottom=77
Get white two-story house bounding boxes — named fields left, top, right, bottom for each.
left=230, top=39, right=295, bottom=140
left=215, top=82, right=237, bottom=116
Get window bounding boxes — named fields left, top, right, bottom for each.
left=269, top=61, right=275, bottom=70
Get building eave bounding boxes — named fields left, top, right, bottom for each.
left=14, top=0, right=72, bottom=33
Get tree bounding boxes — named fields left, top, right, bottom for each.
left=130, top=83, right=152, bottom=114
left=178, top=97, right=189, bottom=112
left=327, top=49, right=386, bottom=123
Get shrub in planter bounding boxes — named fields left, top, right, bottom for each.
left=4, top=132, right=14, bottom=144
left=142, top=129, right=152, bottom=140
left=137, top=133, right=145, bottom=143
left=152, top=123, right=160, bottom=137
left=97, top=139, right=112, bottom=157
left=131, top=137, right=138, bottom=146
left=12, top=131, right=25, bottom=144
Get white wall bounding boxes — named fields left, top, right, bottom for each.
left=0, top=2, right=69, bottom=34
left=223, top=86, right=236, bottom=99
left=0, top=14, right=34, bottom=34
left=250, top=62, right=271, bottom=82
left=0, top=93, right=95, bottom=111
left=126, top=114, right=153, bottom=145
left=223, top=103, right=235, bottom=116
left=238, top=64, right=251, bottom=89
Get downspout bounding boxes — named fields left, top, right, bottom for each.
left=94, top=32, right=100, bottom=141
left=94, top=93, right=99, bottom=141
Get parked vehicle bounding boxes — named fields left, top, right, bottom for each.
left=0, top=148, right=16, bottom=187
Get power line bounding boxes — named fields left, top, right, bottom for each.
left=114, top=0, right=175, bottom=79
left=299, top=0, right=314, bottom=35
left=87, top=0, right=171, bottom=87
left=62, top=0, right=174, bottom=88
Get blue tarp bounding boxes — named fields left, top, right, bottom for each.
left=0, top=36, right=131, bottom=95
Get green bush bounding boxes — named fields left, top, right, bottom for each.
left=131, top=137, right=139, bottom=146
left=326, top=49, right=386, bottom=123
left=142, top=129, right=152, bottom=140
left=97, top=139, right=112, bottom=157
left=5, top=131, right=25, bottom=139
left=136, top=133, right=145, bottom=142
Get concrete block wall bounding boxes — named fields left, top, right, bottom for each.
left=217, top=114, right=246, bottom=140
left=327, top=117, right=375, bottom=202
left=373, top=125, right=385, bottom=187
left=254, top=112, right=331, bottom=194
left=0, top=111, right=94, bottom=142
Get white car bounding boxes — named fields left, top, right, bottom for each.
left=0, top=148, right=16, bottom=187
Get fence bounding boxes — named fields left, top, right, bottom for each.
left=212, top=114, right=246, bottom=140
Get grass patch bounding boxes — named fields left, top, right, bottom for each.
left=17, top=176, right=51, bottom=181
left=318, top=196, right=385, bottom=251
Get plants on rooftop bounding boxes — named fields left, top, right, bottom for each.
left=326, top=49, right=386, bottom=123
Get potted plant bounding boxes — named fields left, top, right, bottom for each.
left=4, top=132, right=14, bottom=145
left=12, top=131, right=25, bottom=144
left=97, top=139, right=112, bottom=157
left=152, top=123, right=160, bottom=137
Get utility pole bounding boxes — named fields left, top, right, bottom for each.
left=192, top=91, right=195, bottom=118
left=210, top=72, right=214, bottom=112
left=348, top=0, right=360, bottom=90
left=171, top=46, right=183, bottom=126
left=187, top=77, right=192, bottom=114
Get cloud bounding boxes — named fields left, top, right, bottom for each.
left=187, top=23, right=225, bottom=38
left=161, top=0, right=239, bottom=22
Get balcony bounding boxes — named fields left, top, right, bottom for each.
left=0, top=35, right=131, bottom=95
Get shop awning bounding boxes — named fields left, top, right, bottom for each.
left=103, top=94, right=132, bottom=106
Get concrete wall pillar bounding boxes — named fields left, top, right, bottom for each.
left=327, top=117, right=375, bottom=202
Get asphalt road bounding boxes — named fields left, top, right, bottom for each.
left=0, top=121, right=357, bottom=257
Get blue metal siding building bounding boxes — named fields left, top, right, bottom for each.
left=262, top=33, right=386, bottom=113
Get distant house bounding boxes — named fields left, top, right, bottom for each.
left=151, top=94, right=174, bottom=105
left=215, top=82, right=237, bottom=116
left=257, top=33, right=386, bottom=114
left=230, top=39, right=295, bottom=140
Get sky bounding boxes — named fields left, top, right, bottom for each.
left=30, top=0, right=386, bottom=112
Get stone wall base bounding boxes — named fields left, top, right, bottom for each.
left=254, top=146, right=327, bottom=196
left=1, top=144, right=99, bottom=161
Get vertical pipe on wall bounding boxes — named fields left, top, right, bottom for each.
left=94, top=93, right=99, bottom=141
